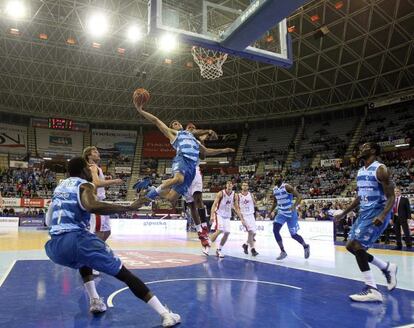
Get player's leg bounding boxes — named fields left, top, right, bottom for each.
left=194, top=192, right=208, bottom=227
left=273, top=215, right=287, bottom=260
left=79, top=231, right=180, bottom=326
left=247, top=231, right=259, bottom=256
left=287, top=212, right=310, bottom=259
left=216, top=219, right=230, bottom=258
left=79, top=266, right=106, bottom=313
left=146, top=172, right=184, bottom=200
left=347, top=212, right=394, bottom=302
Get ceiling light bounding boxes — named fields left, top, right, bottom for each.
left=158, top=33, right=177, bottom=52
left=127, top=25, right=142, bottom=42
left=86, top=13, right=109, bottom=37
left=5, top=1, right=26, bottom=19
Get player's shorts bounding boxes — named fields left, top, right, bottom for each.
left=171, top=154, right=197, bottom=196
left=242, top=213, right=257, bottom=233
left=212, top=214, right=231, bottom=233
left=349, top=208, right=392, bottom=249
left=45, top=230, right=122, bottom=276
left=185, top=167, right=202, bottom=203
left=89, top=214, right=111, bottom=232
left=274, top=211, right=300, bottom=235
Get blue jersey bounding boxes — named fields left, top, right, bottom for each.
left=49, top=177, right=92, bottom=235
left=357, top=161, right=387, bottom=216
left=171, top=130, right=200, bottom=163
left=273, top=183, right=294, bottom=216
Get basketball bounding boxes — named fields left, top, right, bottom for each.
left=133, top=88, right=150, bottom=106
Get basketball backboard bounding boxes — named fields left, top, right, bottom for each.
left=148, top=0, right=309, bottom=67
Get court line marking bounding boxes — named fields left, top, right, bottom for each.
left=394, top=324, right=414, bottom=328
left=107, top=277, right=302, bottom=307
left=0, top=260, right=16, bottom=288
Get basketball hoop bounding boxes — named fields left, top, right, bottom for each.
left=191, top=46, right=228, bottom=79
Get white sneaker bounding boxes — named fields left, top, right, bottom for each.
left=216, top=249, right=224, bottom=258
left=276, top=251, right=287, bottom=260
left=89, top=297, right=107, bottom=313
left=382, top=262, right=397, bottom=291
left=202, top=246, right=210, bottom=256
left=92, top=270, right=100, bottom=276
left=161, top=310, right=181, bottom=327
left=349, top=286, right=383, bottom=302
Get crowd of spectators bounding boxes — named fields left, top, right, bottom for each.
left=0, top=168, right=57, bottom=198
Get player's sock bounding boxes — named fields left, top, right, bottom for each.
left=195, top=224, right=202, bottom=232
left=201, top=222, right=207, bottom=228
left=84, top=281, right=100, bottom=300
left=362, top=270, right=377, bottom=289
left=147, top=296, right=168, bottom=316
left=369, top=256, right=387, bottom=271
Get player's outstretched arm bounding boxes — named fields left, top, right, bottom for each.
left=373, top=165, right=395, bottom=226
left=80, top=183, right=144, bottom=214
left=192, top=129, right=218, bottom=140
left=89, top=164, right=123, bottom=187
left=198, top=143, right=235, bottom=157
left=134, top=104, right=177, bottom=142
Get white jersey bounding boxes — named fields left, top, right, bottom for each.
left=238, top=192, right=255, bottom=215
left=96, top=167, right=106, bottom=200
left=216, top=190, right=234, bottom=218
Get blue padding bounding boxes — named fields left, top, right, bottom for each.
left=221, top=0, right=309, bottom=51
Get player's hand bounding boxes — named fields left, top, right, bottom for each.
left=226, top=148, right=235, bottom=153
left=134, top=102, right=144, bottom=112
left=112, top=178, right=124, bottom=185
left=269, top=211, right=275, bottom=219
left=372, top=215, right=385, bottom=226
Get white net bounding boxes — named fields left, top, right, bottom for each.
left=191, top=46, right=228, bottom=79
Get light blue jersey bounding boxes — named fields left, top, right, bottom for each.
left=273, top=183, right=294, bottom=216
left=350, top=160, right=392, bottom=248
left=357, top=161, right=386, bottom=217
left=48, top=177, right=92, bottom=235
left=171, top=130, right=200, bottom=163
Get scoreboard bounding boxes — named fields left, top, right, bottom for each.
left=48, top=118, right=74, bottom=130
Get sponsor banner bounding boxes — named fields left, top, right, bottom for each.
left=20, top=198, right=45, bottom=208
left=0, top=217, right=19, bottom=228
left=110, top=219, right=186, bottom=236
left=2, top=198, right=21, bottom=207
left=303, top=197, right=352, bottom=204
left=165, top=167, right=172, bottom=174
left=36, top=128, right=84, bottom=155
left=239, top=164, right=256, bottom=173
left=377, top=138, right=406, bottom=150
left=19, top=217, right=45, bottom=227
left=264, top=163, right=283, bottom=170
left=202, top=193, right=216, bottom=201
left=229, top=220, right=334, bottom=241
left=320, top=158, right=342, bottom=167
left=0, top=123, right=27, bottom=154
left=9, top=160, right=29, bottom=168
left=369, top=91, right=414, bottom=109
left=91, top=129, right=137, bottom=160
left=115, top=166, right=132, bottom=174
left=142, top=131, right=175, bottom=158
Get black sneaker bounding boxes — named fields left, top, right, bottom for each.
left=242, top=244, right=248, bottom=254
left=251, top=248, right=259, bottom=257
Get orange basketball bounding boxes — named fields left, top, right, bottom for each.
left=133, top=88, right=150, bottom=106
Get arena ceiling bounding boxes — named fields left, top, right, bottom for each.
left=0, top=0, right=413, bottom=125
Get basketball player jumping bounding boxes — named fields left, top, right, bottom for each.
left=134, top=102, right=233, bottom=210
left=210, top=180, right=245, bottom=258
left=45, top=157, right=180, bottom=327
left=239, top=181, right=259, bottom=256
left=269, top=173, right=310, bottom=260
left=83, top=146, right=124, bottom=242
left=334, top=142, right=397, bottom=302
left=185, top=122, right=235, bottom=255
